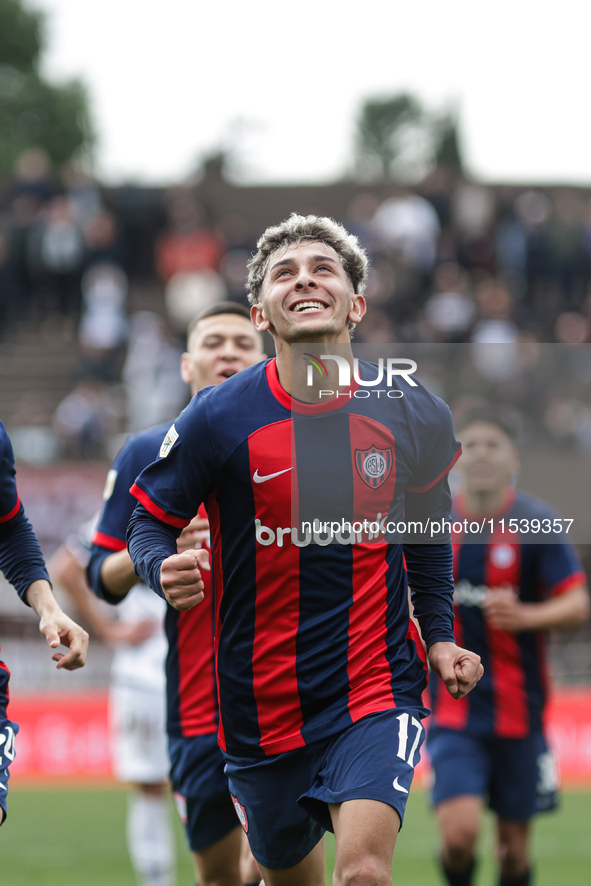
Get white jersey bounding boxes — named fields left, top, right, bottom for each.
left=111, top=583, right=167, bottom=692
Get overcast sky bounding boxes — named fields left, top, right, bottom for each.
left=34, top=0, right=591, bottom=187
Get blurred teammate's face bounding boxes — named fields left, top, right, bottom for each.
left=251, top=241, right=365, bottom=344
left=458, top=421, right=519, bottom=496
left=181, top=314, right=265, bottom=395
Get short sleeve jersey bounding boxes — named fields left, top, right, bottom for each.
left=430, top=490, right=585, bottom=738
left=132, top=358, right=460, bottom=756
left=91, top=424, right=217, bottom=736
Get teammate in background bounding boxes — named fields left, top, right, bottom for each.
left=0, top=420, right=88, bottom=826
left=127, top=214, right=483, bottom=886
left=427, top=406, right=590, bottom=886
left=85, top=303, right=265, bottom=886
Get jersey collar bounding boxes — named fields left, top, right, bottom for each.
left=265, top=358, right=359, bottom=415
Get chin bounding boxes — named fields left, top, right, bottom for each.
left=286, top=318, right=341, bottom=341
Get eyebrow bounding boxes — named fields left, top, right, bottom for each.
left=269, top=254, right=338, bottom=273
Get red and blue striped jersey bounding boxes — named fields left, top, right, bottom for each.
left=0, top=420, right=49, bottom=602
left=88, top=423, right=217, bottom=737
left=430, top=490, right=585, bottom=738
left=130, top=358, right=460, bottom=756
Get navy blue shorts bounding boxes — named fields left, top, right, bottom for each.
left=223, top=707, right=427, bottom=870
left=427, top=726, right=559, bottom=820
left=0, top=661, right=18, bottom=825
left=168, top=732, right=238, bottom=852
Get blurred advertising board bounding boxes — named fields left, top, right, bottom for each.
left=7, top=688, right=591, bottom=785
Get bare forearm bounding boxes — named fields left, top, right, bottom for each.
left=519, top=585, right=590, bottom=631
left=100, top=549, right=139, bottom=598
left=25, top=579, right=62, bottom=619
left=48, top=547, right=113, bottom=637
left=485, top=584, right=590, bottom=633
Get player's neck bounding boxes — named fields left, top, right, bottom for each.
left=462, top=485, right=512, bottom=517
left=275, top=335, right=354, bottom=400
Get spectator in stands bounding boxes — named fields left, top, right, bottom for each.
left=83, top=210, right=125, bottom=269
left=423, top=263, right=476, bottom=342
left=0, top=232, right=19, bottom=341
left=53, top=377, right=118, bottom=459
left=122, top=312, right=187, bottom=432
left=78, top=264, right=128, bottom=381
left=372, top=189, right=440, bottom=272
left=31, top=195, right=85, bottom=319
left=155, top=192, right=225, bottom=282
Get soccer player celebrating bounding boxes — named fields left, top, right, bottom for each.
left=127, top=214, right=483, bottom=886
left=0, top=420, right=88, bottom=825
left=427, top=406, right=590, bottom=886
left=85, top=303, right=264, bottom=886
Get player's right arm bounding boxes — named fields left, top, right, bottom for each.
left=127, top=395, right=217, bottom=606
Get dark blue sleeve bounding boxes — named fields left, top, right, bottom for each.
left=0, top=506, right=51, bottom=602
left=0, top=421, right=20, bottom=520
left=406, top=392, right=461, bottom=494
left=127, top=505, right=181, bottom=598
left=404, top=542, right=455, bottom=648
left=86, top=545, right=127, bottom=605
left=0, top=423, right=50, bottom=602
left=404, top=475, right=454, bottom=543
left=536, top=542, right=586, bottom=597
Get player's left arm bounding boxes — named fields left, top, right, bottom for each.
left=404, top=541, right=483, bottom=699
left=404, top=395, right=482, bottom=698
left=484, top=536, right=590, bottom=632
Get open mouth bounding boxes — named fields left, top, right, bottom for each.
left=290, top=300, right=328, bottom=313
left=220, top=368, right=237, bottom=378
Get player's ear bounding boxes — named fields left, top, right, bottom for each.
left=180, top=352, right=192, bottom=385
left=251, top=302, right=270, bottom=333
left=348, top=293, right=366, bottom=326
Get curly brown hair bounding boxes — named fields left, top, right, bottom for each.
left=246, top=213, right=369, bottom=305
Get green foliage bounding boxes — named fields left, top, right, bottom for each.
left=0, top=0, right=93, bottom=176
left=355, top=93, right=423, bottom=180
left=0, top=68, right=93, bottom=173
left=0, top=0, right=44, bottom=73
left=354, top=93, right=464, bottom=181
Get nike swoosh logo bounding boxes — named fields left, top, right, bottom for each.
left=392, top=777, right=408, bottom=794
left=253, top=468, right=293, bottom=484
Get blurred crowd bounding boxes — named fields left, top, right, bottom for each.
left=3, top=149, right=591, bottom=460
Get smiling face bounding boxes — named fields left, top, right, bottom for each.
left=181, top=313, right=265, bottom=395
left=250, top=240, right=366, bottom=344
left=458, top=421, right=519, bottom=496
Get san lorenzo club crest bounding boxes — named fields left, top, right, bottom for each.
left=355, top=446, right=393, bottom=489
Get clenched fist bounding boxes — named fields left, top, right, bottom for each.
left=160, top=548, right=211, bottom=610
